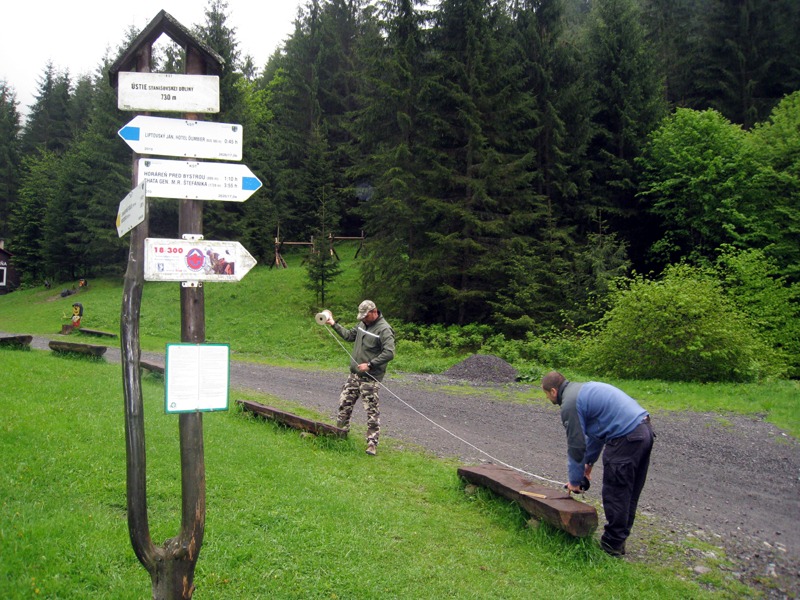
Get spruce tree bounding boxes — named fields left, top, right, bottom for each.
left=10, top=151, right=61, bottom=281
left=0, top=82, right=22, bottom=240
left=581, top=0, right=666, bottom=272
left=694, top=0, right=799, bottom=128
left=350, top=0, right=432, bottom=321
left=414, top=0, right=538, bottom=325
left=196, top=0, right=249, bottom=242
left=21, top=63, right=74, bottom=155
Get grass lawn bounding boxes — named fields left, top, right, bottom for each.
left=0, top=348, right=739, bottom=599
left=0, top=250, right=794, bottom=597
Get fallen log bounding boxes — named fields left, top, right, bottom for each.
left=49, top=340, right=107, bottom=358
left=0, top=335, right=33, bottom=348
left=458, top=464, right=598, bottom=538
left=237, top=399, right=347, bottom=438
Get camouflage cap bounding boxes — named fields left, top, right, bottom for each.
left=357, top=300, right=377, bottom=320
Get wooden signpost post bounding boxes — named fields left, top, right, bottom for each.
left=110, top=10, right=260, bottom=599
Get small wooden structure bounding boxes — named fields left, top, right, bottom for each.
left=458, top=464, right=598, bottom=538
left=0, top=243, right=20, bottom=294
left=327, top=232, right=365, bottom=260
left=0, top=335, right=33, bottom=348
left=49, top=340, right=108, bottom=357
left=237, top=399, right=348, bottom=438
left=271, top=236, right=316, bottom=269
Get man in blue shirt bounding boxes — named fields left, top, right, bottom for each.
left=542, top=371, right=655, bottom=556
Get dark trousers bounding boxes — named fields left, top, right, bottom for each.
left=600, top=420, right=655, bottom=549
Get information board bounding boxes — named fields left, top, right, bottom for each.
left=165, top=344, right=230, bottom=413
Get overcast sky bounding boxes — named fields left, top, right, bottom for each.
left=1, top=1, right=301, bottom=118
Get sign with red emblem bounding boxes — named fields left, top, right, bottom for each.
left=144, top=238, right=257, bottom=282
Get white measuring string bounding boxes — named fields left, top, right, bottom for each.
left=322, top=324, right=564, bottom=487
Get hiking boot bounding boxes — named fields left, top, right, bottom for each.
left=600, top=539, right=625, bottom=557
left=365, top=442, right=377, bottom=456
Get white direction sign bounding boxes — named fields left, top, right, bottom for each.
left=118, top=116, right=243, bottom=160
left=118, top=72, right=220, bottom=113
left=138, top=158, right=262, bottom=202
left=116, top=182, right=147, bottom=237
left=144, top=238, right=257, bottom=282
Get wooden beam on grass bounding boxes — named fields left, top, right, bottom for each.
left=140, top=360, right=165, bottom=375
left=78, top=328, right=118, bottom=339
left=458, top=464, right=598, bottom=538
left=49, top=340, right=108, bottom=358
left=0, top=335, right=33, bottom=347
left=237, top=399, right=347, bottom=438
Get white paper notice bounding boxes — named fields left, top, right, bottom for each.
left=165, top=344, right=230, bottom=412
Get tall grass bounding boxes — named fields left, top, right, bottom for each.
left=0, top=349, right=735, bottom=598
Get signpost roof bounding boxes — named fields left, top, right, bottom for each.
left=108, top=9, right=224, bottom=88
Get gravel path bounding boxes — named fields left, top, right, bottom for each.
left=10, top=332, right=800, bottom=597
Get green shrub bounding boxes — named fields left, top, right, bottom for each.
left=714, top=246, right=800, bottom=378
left=393, top=322, right=493, bottom=354
left=579, top=264, right=786, bottom=382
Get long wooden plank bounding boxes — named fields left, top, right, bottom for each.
left=49, top=340, right=107, bottom=357
left=458, top=464, right=598, bottom=538
left=78, top=328, right=118, bottom=338
left=140, top=360, right=165, bottom=375
left=0, top=335, right=33, bottom=347
left=237, top=399, right=347, bottom=438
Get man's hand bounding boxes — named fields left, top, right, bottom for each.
left=357, top=362, right=370, bottom=372
left=565, top=476, right=591, bottom=494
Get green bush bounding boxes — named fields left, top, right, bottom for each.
left=393, top=322, right=493, bottom=354
left=579, top=264, right=786, bottom=382
left=714, top=246, right=800, bottom=378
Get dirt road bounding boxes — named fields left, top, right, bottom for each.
left=11, top=333, right=800, bottom=597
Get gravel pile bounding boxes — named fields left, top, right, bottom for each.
left=442, top=354, right=518, bottom=383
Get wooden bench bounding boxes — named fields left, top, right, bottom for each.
left=237, top=399, right=348, bottom=438
left=458, top=464, right=598, bottom=538
left=77, top=328, right=118, bottom=338
left=49, top=340, right=108, bottom=358
left=0, top=335, right=33, bottom=348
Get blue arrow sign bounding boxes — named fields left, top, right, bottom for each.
left=118, top=116, right=243, bottom=160
left=119, top=126, right=141, bottom=141
left=243, top=177, right=261, bottom=191
left=137, top=158, right=262, bottom=202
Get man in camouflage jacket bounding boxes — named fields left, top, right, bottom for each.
left=327, top=300, right=395, bottom=455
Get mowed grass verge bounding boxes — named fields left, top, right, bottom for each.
left=0, top=348, right=725, bottom=599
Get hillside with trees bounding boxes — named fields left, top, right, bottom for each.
left=1, top=0, right=798, bottom=381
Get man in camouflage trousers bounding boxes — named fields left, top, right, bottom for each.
left=326, top=300, right=395, bottom=455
